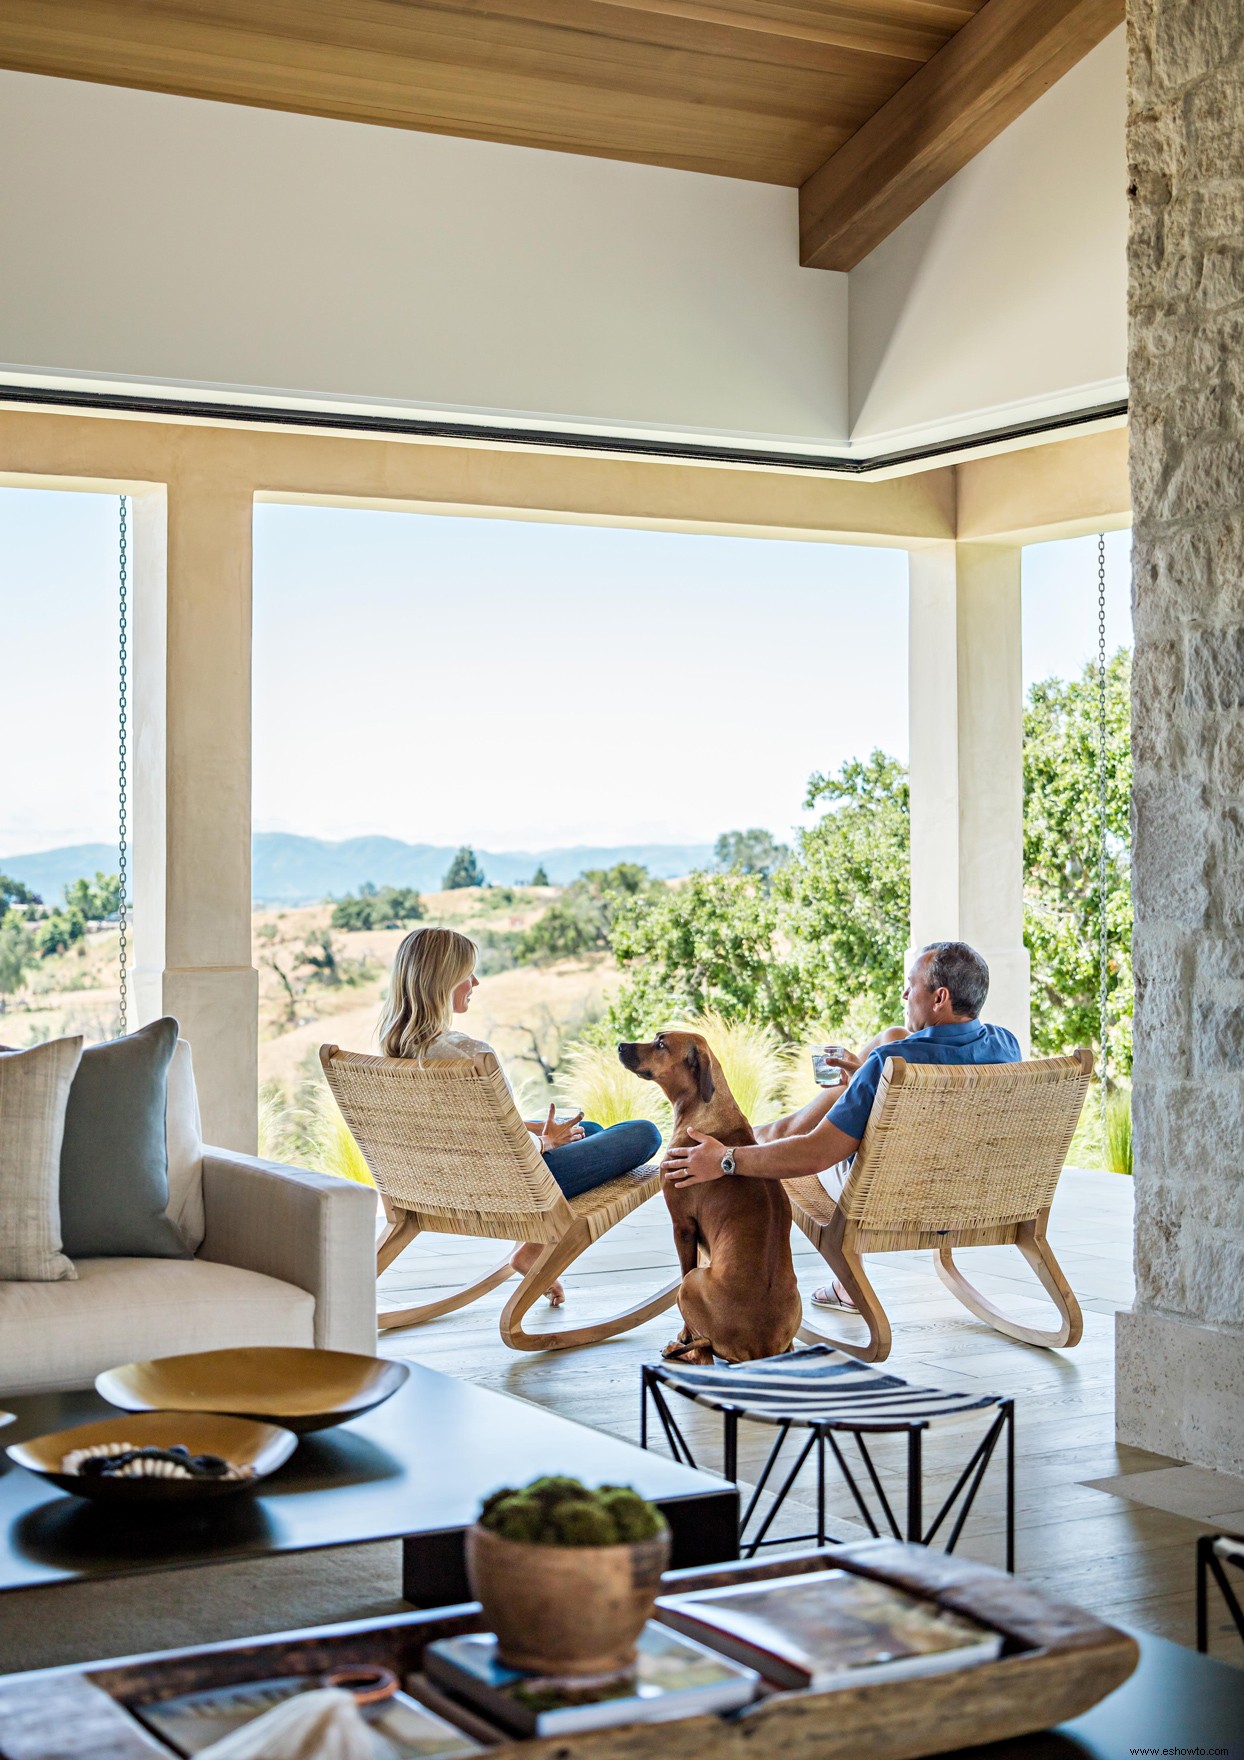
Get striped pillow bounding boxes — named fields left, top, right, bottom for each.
left=0, top=1036, right=81, bottom=1281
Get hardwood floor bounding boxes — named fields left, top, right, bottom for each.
left=378, top=1166, right=1244, bottom=1667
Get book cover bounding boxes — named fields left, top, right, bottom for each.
left=134, top=1674, right=486, bottom=1758
left=654, top=1569, right=1003, bottom=1691
left=424, top=1622, right=759, bottom=1736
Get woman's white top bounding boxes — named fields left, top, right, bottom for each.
left=418, top=1030, right=542, bottom=1152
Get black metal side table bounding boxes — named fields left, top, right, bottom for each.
left=641, top=1344, right=1015, bottom=1568
left=1197, top=1532, right=1244, bottom=1653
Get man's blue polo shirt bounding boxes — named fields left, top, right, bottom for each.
left=828, top=1020, right=1022, bottom=1143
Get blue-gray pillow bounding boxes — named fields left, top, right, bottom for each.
left=59, top=1016, right=191, bottom=1259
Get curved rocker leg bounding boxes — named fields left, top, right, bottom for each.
left=377, top=1211, right=420, bottom=1275
left=936, top=1218, right=1082, bottom=1349
left=379, top=1249, right=517, bottom=1332
left=500, top=1222, right=680, bottom=1352
left=797, top=1243, right=892, bottom=1363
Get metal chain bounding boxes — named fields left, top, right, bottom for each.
left=1096, top=533, right=1109, bottom=1120
left=117, top=496, right=129, bottom=1037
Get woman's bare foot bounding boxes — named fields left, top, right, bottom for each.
left=510, top=1242, right=565, bottom=1307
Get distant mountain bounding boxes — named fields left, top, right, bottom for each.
left=0, top=844, right=119, bottom=906
left=0, top=835, right=717, bottom=907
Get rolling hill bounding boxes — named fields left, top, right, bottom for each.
left=1, top=834, right=717, bottom=906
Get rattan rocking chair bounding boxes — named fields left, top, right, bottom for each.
left=788, top=1049, right=1093, bottom=1363
left=320, top=1045, right=678, bottom=1351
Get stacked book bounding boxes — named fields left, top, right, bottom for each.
left=135, top=1571, right=1004, bottom=1752
left=422, top=1568, right=1003, bottom=1739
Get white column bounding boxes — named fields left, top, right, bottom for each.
left=132, top=475, right=258, bottom=1152
left=908, top=541, right=1030, bottom=1051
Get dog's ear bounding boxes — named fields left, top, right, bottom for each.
left=686, top=1041, right=715, bottom=1106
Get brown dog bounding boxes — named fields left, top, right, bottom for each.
left=618, top=1031, right=802, bottom=1365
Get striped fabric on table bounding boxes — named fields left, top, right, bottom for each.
left=651, top=1345, right=1005, bottom=1431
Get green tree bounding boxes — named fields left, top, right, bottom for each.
left=63, top=872, right=122, bottom=921
left=330, top=885, right=424, bottom=931
left=299, top=928, right=341, bottom=986
left=779, top=751, right=911, bottom=1037
left=1024, top=649, right=1132, bottom=1071
left=443, top=846, right=486, bottom=890
left=37, top=907, right=86, bottom=958
left=714, top=828, right=790, bottom=878
left=530, top=863, right=550, bottom=887
left=0, top=911, right=35, bottom=1008
left=330, top=894, right=376, bottom=931
left=593, top=661, right=1132, bottom=1064
left=0, top=874, right=41, bottom=911
left=520, top=864, right=655, bottom=963
left=606, top=871, right=813, bottom=1041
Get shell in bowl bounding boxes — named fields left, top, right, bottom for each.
left=7, top=1410, right=296, bottom=1503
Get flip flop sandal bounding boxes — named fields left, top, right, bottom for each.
left=811, top=1284, right=860, bottom=1314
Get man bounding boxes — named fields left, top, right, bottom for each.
left=662, top=940, right=1021, bottom=1311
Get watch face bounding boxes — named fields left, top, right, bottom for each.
left=721, top=1152, right=735, bottom=1175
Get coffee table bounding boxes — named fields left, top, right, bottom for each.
left=0, top=1562, right=1240, bottom=1759
left=0, top=1364, right=738, bottom=1606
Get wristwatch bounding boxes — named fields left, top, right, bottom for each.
left=720, top=1150, right=737, bottom=1177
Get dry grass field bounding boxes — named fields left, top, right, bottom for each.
left=2, top=886, right=621, bottom=1116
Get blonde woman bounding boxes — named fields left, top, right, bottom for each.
left=380, top=926, right=661, bottom=1307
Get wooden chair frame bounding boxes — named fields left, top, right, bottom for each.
left=321, top=1045, right=678, bottom=1351
left=788, top=1049, right=1093, bottom=1363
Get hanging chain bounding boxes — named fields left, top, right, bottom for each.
left=117, top=496, right=129, bottom=1037
left=1096, top=533, right=1109, bottom=1120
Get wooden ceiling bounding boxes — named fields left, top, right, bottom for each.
left=0, top=0, right=1122, bottom=269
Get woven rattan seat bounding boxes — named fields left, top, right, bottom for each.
left=788, top=1049, right=1093, bottom=1363
left=320, top=1045, right=677, bottom=1350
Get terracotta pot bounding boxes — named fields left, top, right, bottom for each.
left=465, top=1522, right=671, bottom=1676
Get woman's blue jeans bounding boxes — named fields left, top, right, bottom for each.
left=542, top=1119, right=663, bottom=1201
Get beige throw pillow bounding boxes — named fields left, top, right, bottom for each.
left=0, top=1037, right=82, bottom=1281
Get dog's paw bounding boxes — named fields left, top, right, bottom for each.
left=662, top=1335, right=714, bottom=1365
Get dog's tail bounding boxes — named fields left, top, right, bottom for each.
left=660, top=1335, right=714, bottom=1363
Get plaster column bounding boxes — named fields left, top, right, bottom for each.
left=1115, top=0, right=1244, bottom=1474
left=132, top=474, right=258, bottom=1153
left=908, top=542, right=1030, bottom=1049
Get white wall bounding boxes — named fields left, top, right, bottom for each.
left=847, top=29, right=1127, bottom=453
left=0, top=38, right=1127, bottom=460
left=0, top=71, right=847, bottom=449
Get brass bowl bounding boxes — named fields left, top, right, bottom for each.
left=97, top=1347, right=410, bottom=1435
left=7, top=1411, right=296, bottom=1503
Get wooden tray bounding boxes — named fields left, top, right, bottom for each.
left=0, top=1542, right=1139, bottom=1760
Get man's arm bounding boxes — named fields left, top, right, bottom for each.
left=663, top=1113, right=860, bottom=1187
left=755, top=1083, right=845, bottom=1143
left=753, top=1050, right=863, bottom=1143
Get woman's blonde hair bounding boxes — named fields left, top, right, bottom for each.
left=379, top=925, right=478, bottom=1059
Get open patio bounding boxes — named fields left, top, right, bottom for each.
left=375, top=1167, right=1242, bottom=1663
left=3, top=0, right=1244, bottom=1748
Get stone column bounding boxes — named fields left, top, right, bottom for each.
left=908, top=542, right=1031, bottom=1049
left=1116, top=0, right=1244, bottom=1474
left=132, top=474, right=258, bottom=1154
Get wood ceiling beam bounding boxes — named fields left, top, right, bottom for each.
left=0, top=0, right=929, bottom=183
left=798, top=0, right=1124, bottom=271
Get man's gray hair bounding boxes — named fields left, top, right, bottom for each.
left=920, top=941, right=990, bottom=1018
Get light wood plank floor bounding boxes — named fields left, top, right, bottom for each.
left=378, top=1169, right=1244, bottom=1666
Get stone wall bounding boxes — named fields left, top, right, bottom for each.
left=1117, top=0, right=1244, bottom=1474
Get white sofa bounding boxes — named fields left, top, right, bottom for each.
left=0, top=1044, right=377, bottom=1396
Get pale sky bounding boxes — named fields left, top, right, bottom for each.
left=0, top=486, right=1132, bottom=856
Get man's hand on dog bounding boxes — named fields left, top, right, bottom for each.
left=663, top=1129, right=728, bottom=1186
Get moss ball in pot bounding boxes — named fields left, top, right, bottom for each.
left=466, top=1476, right=671, bottom=1676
